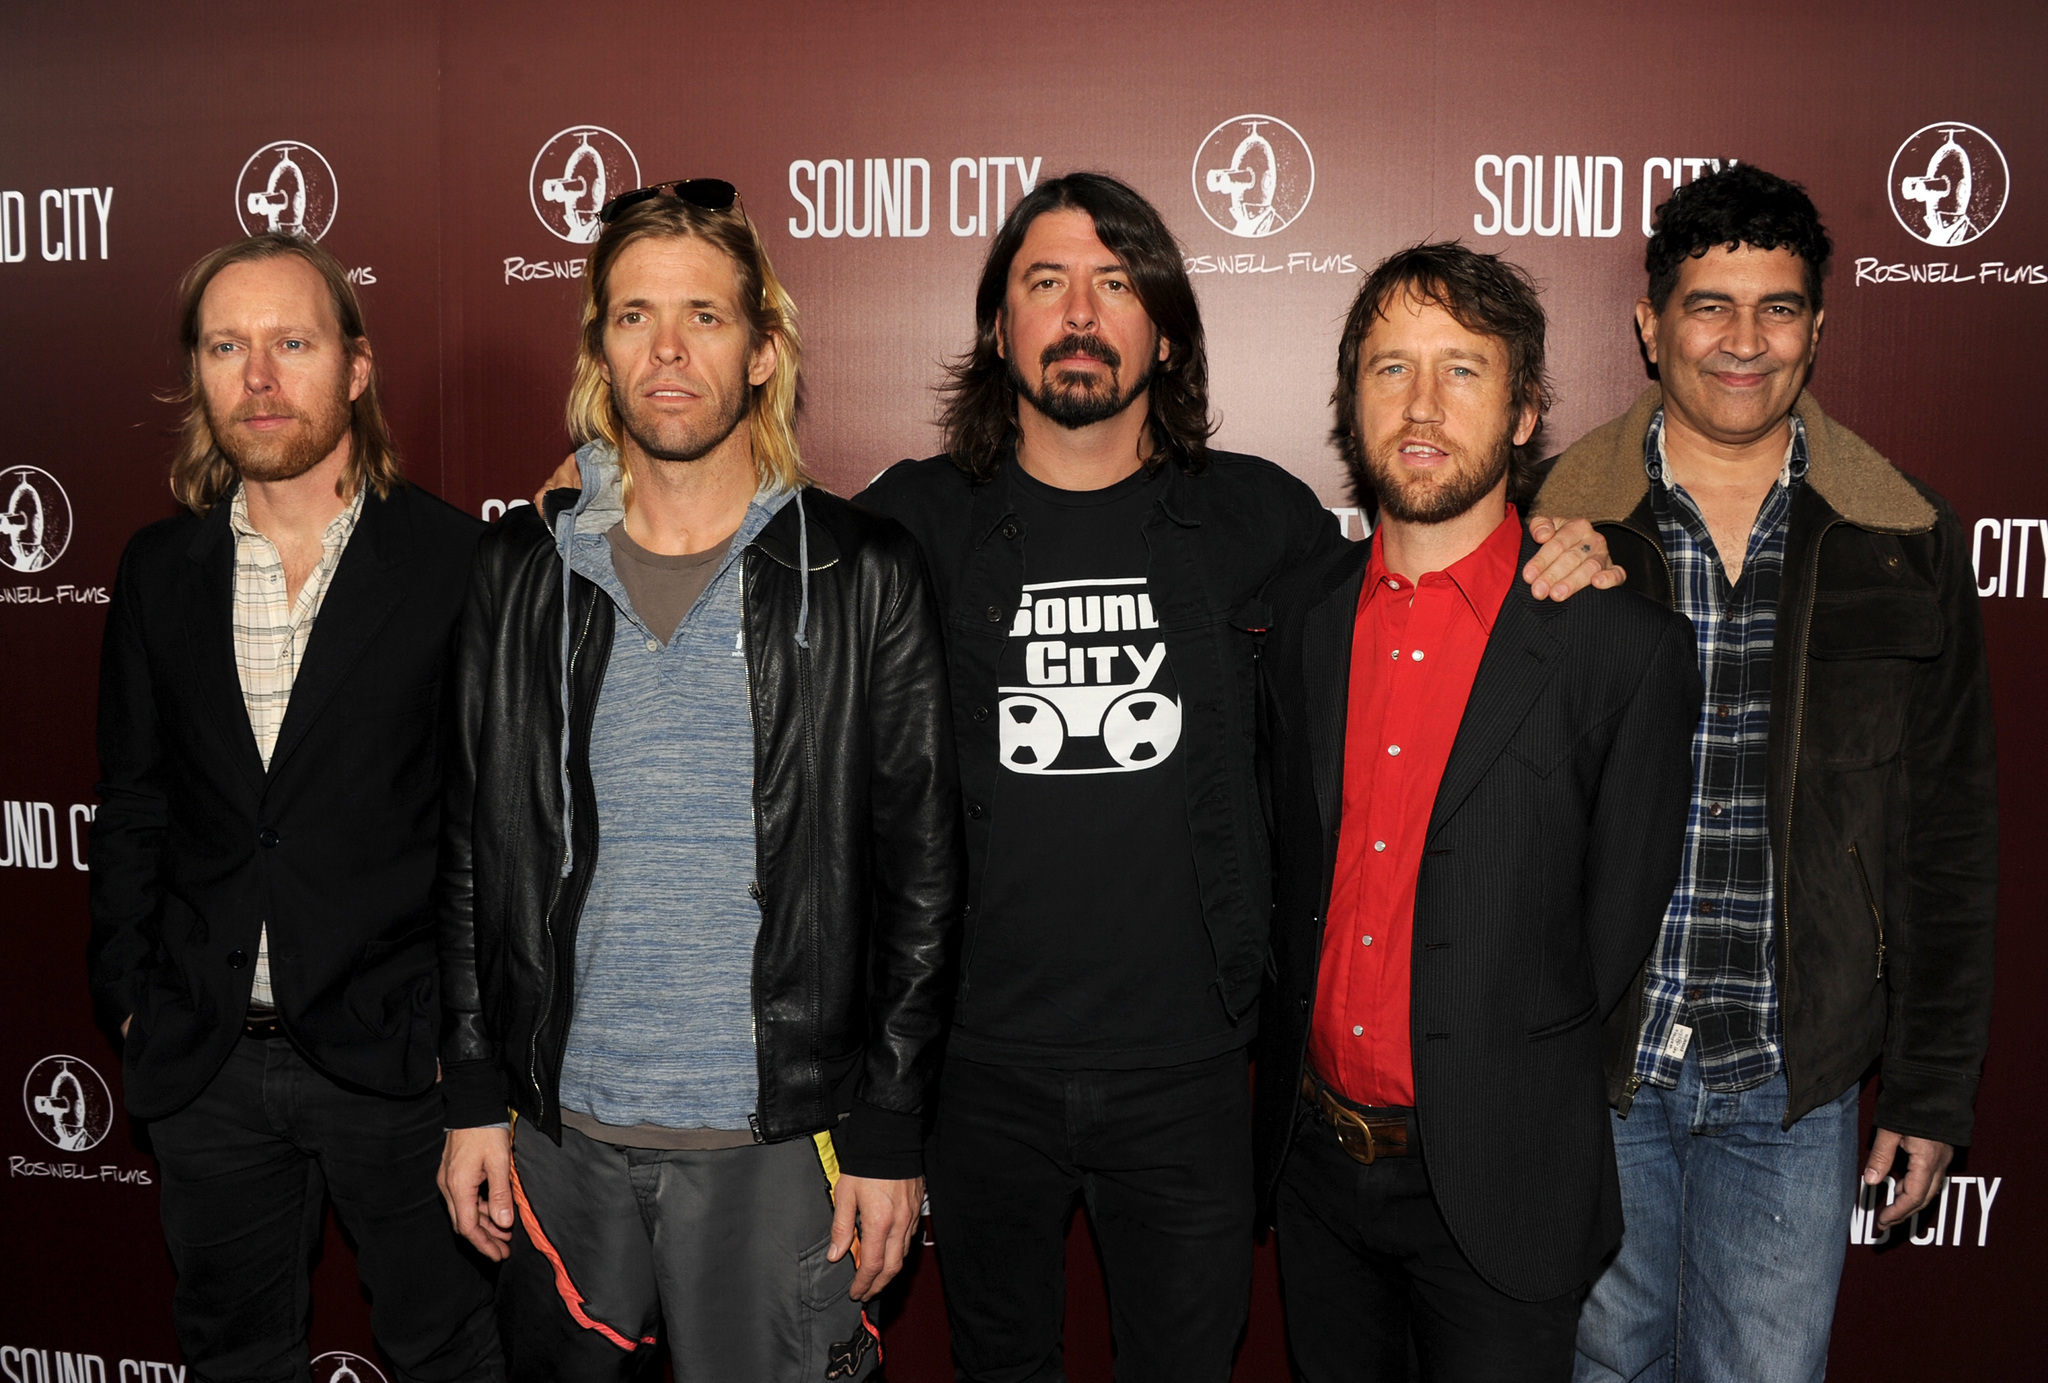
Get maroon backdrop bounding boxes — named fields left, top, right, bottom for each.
left=3, top=2, right=2039, bottom=1378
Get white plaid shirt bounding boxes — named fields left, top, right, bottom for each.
left=229, top=484, right=364, bottom=1007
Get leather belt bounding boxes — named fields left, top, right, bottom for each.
left=242, top=1010, right=285, bottom=1040
left=1302, top=1071, right=1410, bottom=1164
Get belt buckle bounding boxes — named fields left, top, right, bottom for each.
left=1304, top=1072, right=1381, bottom=1166
left=1333, top=1109, right=1378, bottom=1165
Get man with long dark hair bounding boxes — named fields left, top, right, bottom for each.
left=857, top=175, right=1620, bottom=1382
left=87, top=233, right=500, bottom=1380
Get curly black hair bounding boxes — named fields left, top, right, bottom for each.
left=1646, top=164, right=1832, bottom=313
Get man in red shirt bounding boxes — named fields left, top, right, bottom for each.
left=1253, top=243, right=1702, bottom=1382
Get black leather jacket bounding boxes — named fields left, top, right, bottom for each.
left=1536, top=387, right=1998, bottom=1146
left=437, top=483, right=964, bottom=1178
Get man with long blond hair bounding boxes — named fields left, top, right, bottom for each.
left=435, top=181, right=961, bottom=1380
left=87, top=232, right=501, bottom=1380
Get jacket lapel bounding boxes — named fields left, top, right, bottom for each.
left=1302, top=548, right=1369, bottom=838
left=264, top=487, right=412, bottom=779
left=182, top=502, right=267, bottom=791
left=1426, top=552, right=1566, bottom=839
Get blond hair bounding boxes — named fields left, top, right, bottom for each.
left=166, top=233, right=400, bottom=515
left=566, top=196, right=804, bottom=497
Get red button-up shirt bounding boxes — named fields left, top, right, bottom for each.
left=1309, top=506, right=1522, bottom=1109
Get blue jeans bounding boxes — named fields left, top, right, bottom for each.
left=1573, top=1050, right=1859, bottom=1383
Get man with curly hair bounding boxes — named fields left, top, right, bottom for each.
left=1534, top=164, right=1998, bottom=1383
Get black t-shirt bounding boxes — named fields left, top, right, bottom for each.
left=950, top=462, right=1240, bottom=1068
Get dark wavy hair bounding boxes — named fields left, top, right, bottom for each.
left=1646, top=164, right=1832, bottom=312
left=1331, top=241, right=1553, bottom=508
left=939, top=172, right=1212, bottom=481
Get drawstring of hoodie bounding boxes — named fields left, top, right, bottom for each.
left=554, top=500, right=579, bottom=878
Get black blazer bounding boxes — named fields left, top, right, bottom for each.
left=1253, top=526, right=1702, bottom=1301
left=88, top=482, right=483, bottom=1119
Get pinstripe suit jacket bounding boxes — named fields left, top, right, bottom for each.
left=1254, top=524, right=1702, bottom=1301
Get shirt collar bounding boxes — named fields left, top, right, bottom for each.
left=1363, top=503, right=1523, bottom=635
left=1645, top=408, right=1809, bottom=490
left=229, top=482, right=366, bottom=551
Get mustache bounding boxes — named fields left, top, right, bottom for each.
left=1040, top=333, right=1122, bottom=371
left=227, top=398, right=312, bottom=425
left=1702, top=354, right=1782, bottom=374
left=1383, top=425, right=1462, bottom=457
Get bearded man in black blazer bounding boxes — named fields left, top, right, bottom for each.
left=87, top=233, right=500, bottom=1382
left=1254, top=243, right=1701, bottom=1383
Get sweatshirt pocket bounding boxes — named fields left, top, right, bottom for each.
left=1849, top=841, right=1886, bottom=981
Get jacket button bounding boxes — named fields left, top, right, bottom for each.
left=985, top=605, right=1003, bottom=623
left=972, top=705, right=990, bottom=722
left=967, top=802, right=986, bottom=820
left=227, top=949, right=247, bottom=969
left=1001, top=522, right=1020, bottom=540
left=257, top=828, right=279, bottom=848
left=1298, top=996, right=1310, bottom=1012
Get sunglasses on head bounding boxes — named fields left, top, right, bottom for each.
left=598, top=178, right=740, bottom=225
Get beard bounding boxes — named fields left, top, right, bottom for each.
left=1359, top=414, right=1515, bottom=525
left=1005, top=328, right=1156, bottom=430
left=612, top=374, right=751, bottom=464
left=206, top=375, right=354, bottom=484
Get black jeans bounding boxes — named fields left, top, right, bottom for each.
left=926, top=1049, right=1255, bottom=1383
left=1275, top=1109, right=1583, bottom=1383
left=149, top=1036, right=501, bottom=1383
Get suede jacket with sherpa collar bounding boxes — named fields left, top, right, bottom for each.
left=1534, top=385, right=1997, bottom=1146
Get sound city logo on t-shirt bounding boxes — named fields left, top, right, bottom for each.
left=998, top=578, right=1183, bottom=775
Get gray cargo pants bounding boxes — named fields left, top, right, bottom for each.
left=500, top=1121, right=874, bottom=1381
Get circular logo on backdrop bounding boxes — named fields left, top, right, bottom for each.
left=1192, top=114, right=1315, bottom=238
left=236, top=141, right=340, bottom=240
left=1889, top=122, right=2008, bottom=247
left=530, top=126, right=640, bottom=244
left=313, top=1352, right=388, bottom=1383
left=0, top=465, right=73, bottom=573
left=23, top=1055, right=113, bottom=1152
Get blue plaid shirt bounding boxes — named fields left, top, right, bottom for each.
left=1630, top=409, right=1807, bottom=1093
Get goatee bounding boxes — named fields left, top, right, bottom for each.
left=1006, top=328, right=1155, bottom=430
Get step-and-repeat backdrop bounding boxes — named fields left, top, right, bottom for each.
left=3, top=1, right=2039, bottom=1377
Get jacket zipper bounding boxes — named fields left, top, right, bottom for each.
left=1849, top=841, right=1887, bottom=980
left=530, top=590, right=599, bottom=1121
left=738, top=567, right=770, bottom=1142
